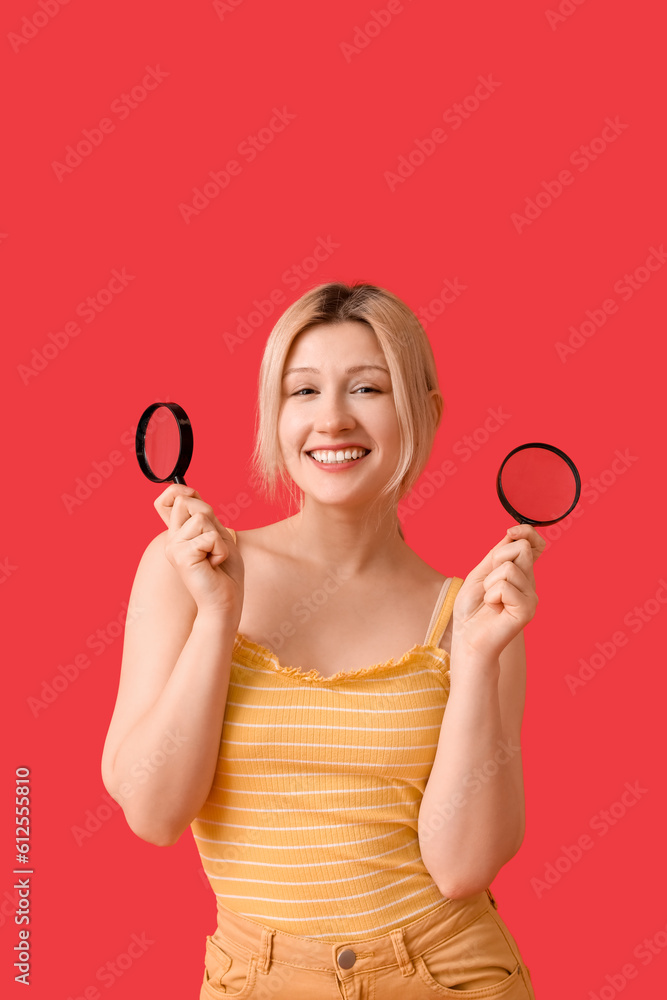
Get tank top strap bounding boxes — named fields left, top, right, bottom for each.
left=423, top=576, right=464, bottom=647
left=225, top=526, right=237, bottom=543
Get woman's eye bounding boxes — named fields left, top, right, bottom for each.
left=291, top=387, right=379, bottom=396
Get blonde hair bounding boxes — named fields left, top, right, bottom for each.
left=248, top=281, right=444, bottom=539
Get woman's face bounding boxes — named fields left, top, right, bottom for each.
left=278, top=321, right=401, bottom=509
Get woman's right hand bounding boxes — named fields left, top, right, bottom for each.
left=153, top=484, right=244, bottom=621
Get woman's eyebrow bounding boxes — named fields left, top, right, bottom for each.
left=282, top=364, right=389, bottom=379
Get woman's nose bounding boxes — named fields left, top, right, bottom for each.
left=314, top=393, right=356, bottom=431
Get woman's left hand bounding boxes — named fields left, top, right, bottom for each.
left=451, top=523, right=546, bottom=663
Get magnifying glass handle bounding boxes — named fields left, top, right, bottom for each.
left=172, top=475, right=187, bottom=485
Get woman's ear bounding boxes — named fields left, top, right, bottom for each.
left=428, top=389, right=443, bottom=431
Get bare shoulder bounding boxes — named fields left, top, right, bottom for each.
left=229, top=520, right=285, bottom=556
left=227, top=518, right=300, bottom=584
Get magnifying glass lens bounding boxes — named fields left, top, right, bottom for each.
left=496, top=442, right=581, bottom=525
left=501, top=447, right=578, bottom=523
left=135, top=401, right=194, bottom=484
left=144, top=409, right=182, bottom=480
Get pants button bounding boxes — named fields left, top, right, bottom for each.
left=338, top=949, right=357, bottom=969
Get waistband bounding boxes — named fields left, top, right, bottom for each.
left=211, top=888, right=498, bottom=979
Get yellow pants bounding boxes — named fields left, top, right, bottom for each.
left=200, top=887, right=536, bottom=998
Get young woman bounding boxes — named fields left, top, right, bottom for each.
left=102, top=282, right=543, bottom=998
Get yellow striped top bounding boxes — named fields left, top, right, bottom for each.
left=190, top=526, right=464, bottom=942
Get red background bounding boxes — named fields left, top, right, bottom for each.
left=1, top=1, right=664, bottom=996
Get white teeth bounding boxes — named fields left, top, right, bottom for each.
left=309, top=448, right=368, bottom=464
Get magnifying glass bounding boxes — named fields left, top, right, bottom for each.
left=135, top=402, right=193, bottom=485
left=496, top=442, right=581, bottom=525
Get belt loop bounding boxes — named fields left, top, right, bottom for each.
left=389, top=928, right=415, bottom=977
left=257, top=926, right=275, bottom=975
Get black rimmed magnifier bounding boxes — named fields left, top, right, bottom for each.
left=496, top=442, right=581, bottom=526
left=135, top=402, right=194, bottom=485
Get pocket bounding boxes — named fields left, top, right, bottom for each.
left=201, top=934, right=258, bottom=998
left=414, top=909, right=530, bottom=997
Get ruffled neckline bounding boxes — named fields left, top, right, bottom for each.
left=232, top=632, right=451, bottom=685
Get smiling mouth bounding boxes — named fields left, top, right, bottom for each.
left=306, top=449, right=371, bottom=466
